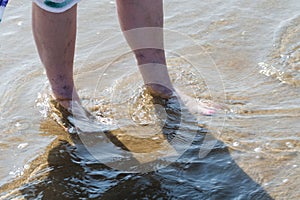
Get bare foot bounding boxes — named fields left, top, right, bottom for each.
left=174, top=88, right=216, bottom=116
left=53, top=97, right=94, bottom=120
left=145, top=84, right=216, bottom=116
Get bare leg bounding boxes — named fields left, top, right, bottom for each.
left=116, top=0, right=174, bottom=98
left=32, top=3, right=79, bottom=108
left=116, top=0, right=215, bottom=115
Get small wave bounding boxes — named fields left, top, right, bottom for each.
left=259, top=14, right=300, bottom=86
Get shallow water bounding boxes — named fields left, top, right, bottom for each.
left=0, top=0, right=299, bottom=199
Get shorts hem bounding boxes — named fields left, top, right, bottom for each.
left=33, top=0, right=80, bottom=13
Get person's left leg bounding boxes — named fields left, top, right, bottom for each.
left=116, top=0, right=215, bottom=115
left=116, top=0, right=174, bottom=98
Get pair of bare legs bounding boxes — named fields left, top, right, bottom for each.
left=32, top=0, right=214, bottom=115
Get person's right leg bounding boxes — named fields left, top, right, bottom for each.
left=32, top=3, right=79, bottom=109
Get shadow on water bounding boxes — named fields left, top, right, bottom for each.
left=18, top=96, right=274, bottom=200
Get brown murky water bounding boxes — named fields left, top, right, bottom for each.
left=0, top=0, right=299, bottom=199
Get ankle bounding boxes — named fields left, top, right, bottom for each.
left=51, top=90, right=80, bottom=110
left=145, top=83, right=174, bottom=99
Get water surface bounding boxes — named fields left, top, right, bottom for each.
left=0, top=0, right=299, bottom=199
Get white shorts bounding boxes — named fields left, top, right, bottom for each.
left=33, top=0, right=80, bottom=13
